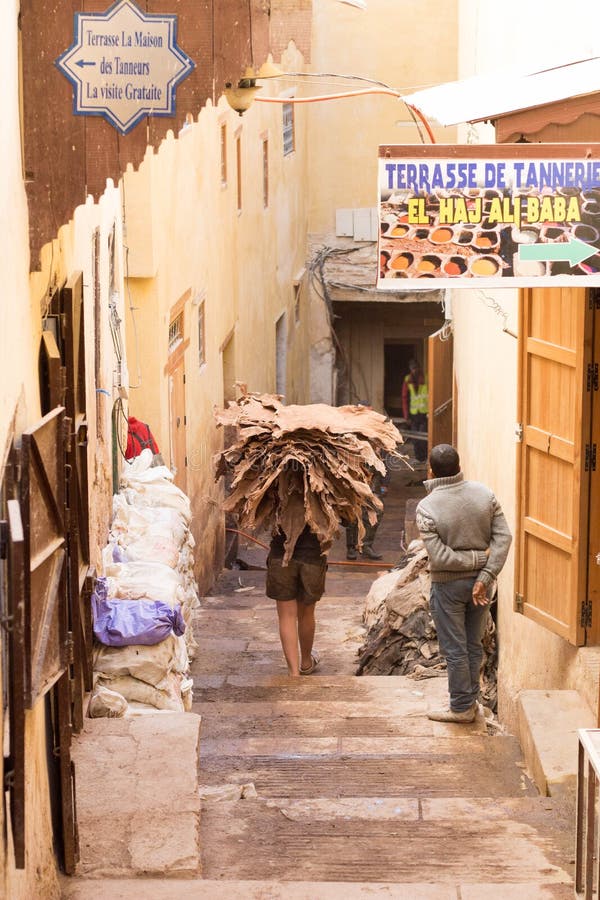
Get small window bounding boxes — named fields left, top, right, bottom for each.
left=169, top=311, right=184, bottom=352
left=220, top=124, right=227, bottom=185
left=236, top=134, right=242, bottom=212
left=262, top=138, right=269, bottom=208
left=275, top=312, right=287, bottom=396
left=198, top=302, right=206, bottom=367
left=282, top=103, right=295, bottom=156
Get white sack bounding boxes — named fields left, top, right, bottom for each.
left=94, top=635, right=188, bottom=688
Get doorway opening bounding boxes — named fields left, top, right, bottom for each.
left=384, top=341, right=422, bottom=420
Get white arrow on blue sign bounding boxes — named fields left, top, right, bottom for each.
left=56, top=0, right=195, bottom=135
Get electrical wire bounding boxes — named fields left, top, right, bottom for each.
left=112, top=396, right=130, bottom=460
left=254, top=70, right=436, bottom=143
left=475, top=290, right=518, bottom=338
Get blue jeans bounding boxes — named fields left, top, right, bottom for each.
left=430, top=577, right=490, bottom=712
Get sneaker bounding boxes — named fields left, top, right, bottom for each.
left=427, top=703, right=477, bottom=723
left=346, top=548, right=357, bottom=560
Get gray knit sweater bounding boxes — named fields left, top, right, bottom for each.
left=415, top=472, right=512, bottom=586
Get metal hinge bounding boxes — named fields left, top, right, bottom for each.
left=66, top=631, right=74, bottom=665
left=184, top=456, right=188, bottom=467
left=60, top=367, right=68, bottom=405
left=515, top=593, right=524, bottom=613
left=63, top=416, right=73, bottom=452
left=184, top=415, right=187, bottom=425
left=585, top=443, right=597, bottom=472
left=587, top=363, right=599, bottom=392
left=581, top=600, right=593, bottom=629
left=515, top=423, right=523, bottom=443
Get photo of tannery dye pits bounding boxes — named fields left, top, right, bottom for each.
left=378, top=185, right=600, bottom=282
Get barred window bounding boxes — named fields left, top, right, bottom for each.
left=282, top=103, right=295, bottom=156
left=168, top=311, right=184, bottom=352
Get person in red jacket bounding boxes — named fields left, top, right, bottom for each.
left=125, top=417, right=163, bottom=465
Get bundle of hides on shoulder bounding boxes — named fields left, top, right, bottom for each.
left=214, top=393, right=406, bottom=563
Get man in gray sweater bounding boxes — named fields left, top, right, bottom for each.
left=416, top=444, right=512, bottom=723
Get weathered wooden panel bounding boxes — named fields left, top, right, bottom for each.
left=6, top=489, right=26, bottom=869
left=61, top=273, right=93, bottom=728
left=516, top=286, right=589, bottom=644
left=20, top=407, right=68, bottom=704
left=428, top=325, right=453, bottom=448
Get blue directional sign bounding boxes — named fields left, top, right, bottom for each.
left=56, top=0, right=195, bottom=135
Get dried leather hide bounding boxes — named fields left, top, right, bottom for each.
left=214, top=393, right=405, bottom=563
left=357, top=543, right=498, bottom=711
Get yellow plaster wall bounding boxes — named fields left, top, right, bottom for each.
left=306, top=0, right=460, bottom=233
left=123, top=44, right=312, bottom=592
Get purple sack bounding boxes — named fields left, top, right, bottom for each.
left=91, top=577, right=186, bottom=647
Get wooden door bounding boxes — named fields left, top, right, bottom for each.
left=19, top=409, right=79, bottom=871
left=428, top=325, right=454, bottom=449
left=5, top=477, right=26, bottom=868
left=515, top=287, right=591, bottom=644
left=585, top=290, right=600, bottom=644
left=61, top=273, right=93, bottom=731
left=169, top=363, right=187, bottom=491
left=21, top=407, right=69, bottom=702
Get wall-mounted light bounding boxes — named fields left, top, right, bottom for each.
left=224, top=66, right=263, bottom=116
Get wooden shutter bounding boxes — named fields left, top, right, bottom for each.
left=515, top=286, right=591, bottom=644
left=428, top=325, right=453, bottom=448
left=61, top=273, right=93, bottom=731
left=5, top=491, right=26, bottom=868
left=20, top=407, right=68, bottom=703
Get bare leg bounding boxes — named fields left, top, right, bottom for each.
left=276, top=600, right=300, bottom=676
left=297, top=602, right=316, bottom=672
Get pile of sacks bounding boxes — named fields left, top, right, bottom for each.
left=89, top=449, right=200, bottom=717
left=215, top=393, right=404, bottom=561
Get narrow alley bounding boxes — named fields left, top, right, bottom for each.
left=64, top=466, right=575, bottom=899
left=8, top=4, right=600, bottom=897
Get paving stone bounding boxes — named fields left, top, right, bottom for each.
left=61, top=878, right=458, bottom=899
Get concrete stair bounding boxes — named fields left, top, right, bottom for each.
left=186, top=559, right=575, bottom=898
left=63, top=485, right=577, bottom=898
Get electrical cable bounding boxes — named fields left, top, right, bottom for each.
left=254, top=70, right=436, bottom=143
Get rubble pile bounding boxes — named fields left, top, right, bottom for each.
left=356, top=542, right=498, bottom=710
left=89, top=449, right=200, bottom=717
left=215, top=393, right=404, bottom=561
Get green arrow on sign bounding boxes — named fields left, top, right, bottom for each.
left=519, top=237, right=597, bottom=267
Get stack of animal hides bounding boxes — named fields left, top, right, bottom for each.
left=214, top=393, right=404, bottom=561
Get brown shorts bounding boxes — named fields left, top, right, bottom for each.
left=266, top=556, right=327, bottom=605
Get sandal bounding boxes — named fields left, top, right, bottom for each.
left=300, top=651, right=321, bottom=675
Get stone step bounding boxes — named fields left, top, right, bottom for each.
left=59, top=877, right=575, bottom=899
left=198, top=795, right=572, bottom=885
left=518, top=689, right=595, bottom=797
left=71, top=713, right=201, bottom=879
left=197, top=733, right=535, bottom=799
